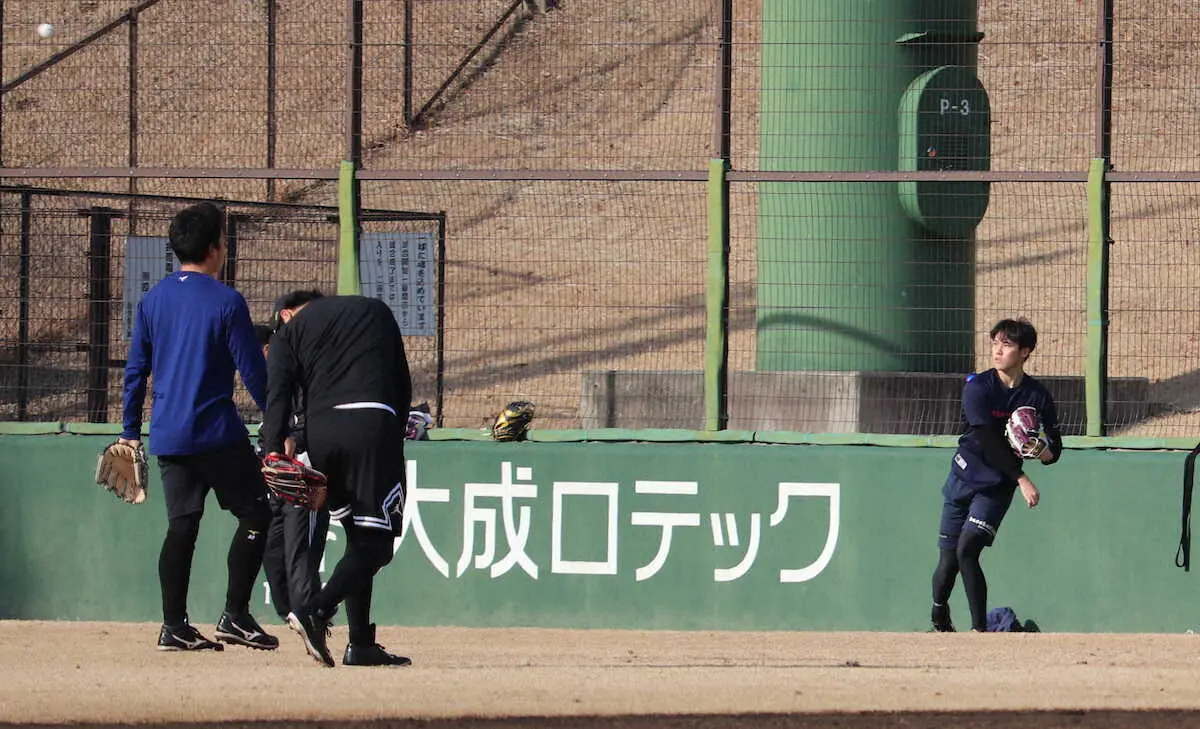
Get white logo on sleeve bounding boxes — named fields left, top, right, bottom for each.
left=954, top=454, right=967, bottom=470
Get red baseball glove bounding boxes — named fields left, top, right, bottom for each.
left=261, top=452, right=328, bottom=510
left=1005, top=406, right=1048, bottom=460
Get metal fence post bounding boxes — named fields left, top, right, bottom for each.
left=704, top=0, right=733, bottom=432
left=339, top=0, right=364, bottom=295
left=435, top=212, right=447, bottom=427
left=1086, top=0, right=1114, bottom=438
left=84, top=207, right=123, bottom=423
left=223, top=213, right=242, bottom=287
left=267, top=0, right=278, bottom=201
left=16, top=191, right=32, bottom=421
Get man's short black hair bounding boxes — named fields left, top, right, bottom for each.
left=990, top=317, right=1037, bottom=351
left=271, top=289, right=325, bottom=332
left=168, top=201, right=225, bottom=264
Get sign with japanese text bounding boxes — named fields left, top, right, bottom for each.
left=359, top=231, right=435, bottom=336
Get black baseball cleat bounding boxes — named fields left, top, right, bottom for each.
left=343, top=623, right=411, bottom=667
left=344, top=642, right=413, bottom=667
left=930, top=603, right=956, bottom=633
left=295, top=609, right=335, bottom=667
left=214, top=611, right=280, bottom=650
left=157, top=620, right=224, bottom=651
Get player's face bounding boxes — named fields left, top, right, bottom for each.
left=991, top=334, right=1029, bottom=371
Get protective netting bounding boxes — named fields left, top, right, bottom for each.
left=1, top=1, right=1197, bottom=438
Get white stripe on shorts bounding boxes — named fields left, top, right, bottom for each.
left=333, top=401, right=397, bottom=416
left=353, top=479, right=407, bottom=532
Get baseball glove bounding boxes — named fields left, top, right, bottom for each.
left=407, top=402, right=433, bottom=441
left=94, top=440, right=149, bottom=504
left=492, top=400, right=535, bottom=442
left=261, top=452, right=328, bottom=510
left=1005, top=406, right=1048, bottom=459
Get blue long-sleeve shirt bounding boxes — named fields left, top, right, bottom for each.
left=121, top=271, right=267, bottom=456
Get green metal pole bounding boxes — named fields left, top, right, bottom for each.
left=337, top=159, right=360, bottom=295
left=1084, top=0, right=1113, bottom=437
left=705, top=158, right=730, bottom=431
left=1085, top=157, right=1109, bottom=437
left=339, top=0, right=363, bottom=296
left=703, top=0, right=732, bottom=432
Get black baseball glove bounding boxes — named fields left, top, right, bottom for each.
left=492, top=401, right=535, bottom=442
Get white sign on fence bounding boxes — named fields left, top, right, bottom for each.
left=122, top=236, right=181, bottom=340
left=359, top=231, right=436, bottom=336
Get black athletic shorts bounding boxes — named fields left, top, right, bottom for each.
left=306, top=407, right=406, bottom=534
left=157, top=439, right=269, bottom=520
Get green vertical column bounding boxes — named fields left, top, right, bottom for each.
left=337, top=160, right=361, bottom=295
left=758, top=1, right=986, bottom=373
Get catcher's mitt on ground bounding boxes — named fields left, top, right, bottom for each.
left=94, top=440, right=149, bottom=504
left=1005, top=405, right=1047, bottom=459
left=492, top=400, right=535, bottom=442
left=261, top=452, right=328, bottom=510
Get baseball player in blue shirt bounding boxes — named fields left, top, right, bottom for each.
left=930, top=318, right=1062, bottom=633
left=121, top=202, right=278, bottom=652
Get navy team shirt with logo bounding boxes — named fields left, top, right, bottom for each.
left=121, top=271, right=267, bottom=456
left=950, top=368, right=1062, bottom=487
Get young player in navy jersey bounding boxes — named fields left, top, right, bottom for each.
left=121, top=202, right=277, bottom=652
left=929, top=318, right=1063, bottom=633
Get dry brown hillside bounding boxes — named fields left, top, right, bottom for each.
left=1, top=0, right=1197, bottom=437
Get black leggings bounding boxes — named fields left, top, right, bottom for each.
left=931, top=528, right=990, bottom=631
left=158, top=507, right=270, bottom=626
left=310, top=520, right=395, bottom=646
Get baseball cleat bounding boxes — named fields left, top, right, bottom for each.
left=214, top=611, right=280, bottom=650
left=157, top=620, right=224, bottom=651
left=295, top=609, right=335, bottom=667
left=930, top=603, right=956, bottom=632
left=342, top=623, right=411, bottom=666
left=343, top=642, right=412, bottom=667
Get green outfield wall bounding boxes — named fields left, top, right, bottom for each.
left=0, top=434, right=1194, bottom=633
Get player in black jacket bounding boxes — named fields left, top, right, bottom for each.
left=929, top=318, right=1063, bottom=633
left=260, top=292, right=412, bottom=667
left=255, top=317, right=330, bottom=635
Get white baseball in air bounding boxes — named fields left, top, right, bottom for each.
left=36, top=23, right=55, bottom=39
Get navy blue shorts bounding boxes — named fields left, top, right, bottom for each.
left=937, top=472, right=1017, bottom=549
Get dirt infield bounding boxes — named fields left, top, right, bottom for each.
left=3, top=622, right=1200, bottom=728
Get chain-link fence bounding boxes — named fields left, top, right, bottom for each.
left=0, top=186, right=443, bottom=424
left=1, top=1, right=1197, bottom=439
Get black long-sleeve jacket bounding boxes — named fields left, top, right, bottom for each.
left=260, top=295, right=412, bottom=455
